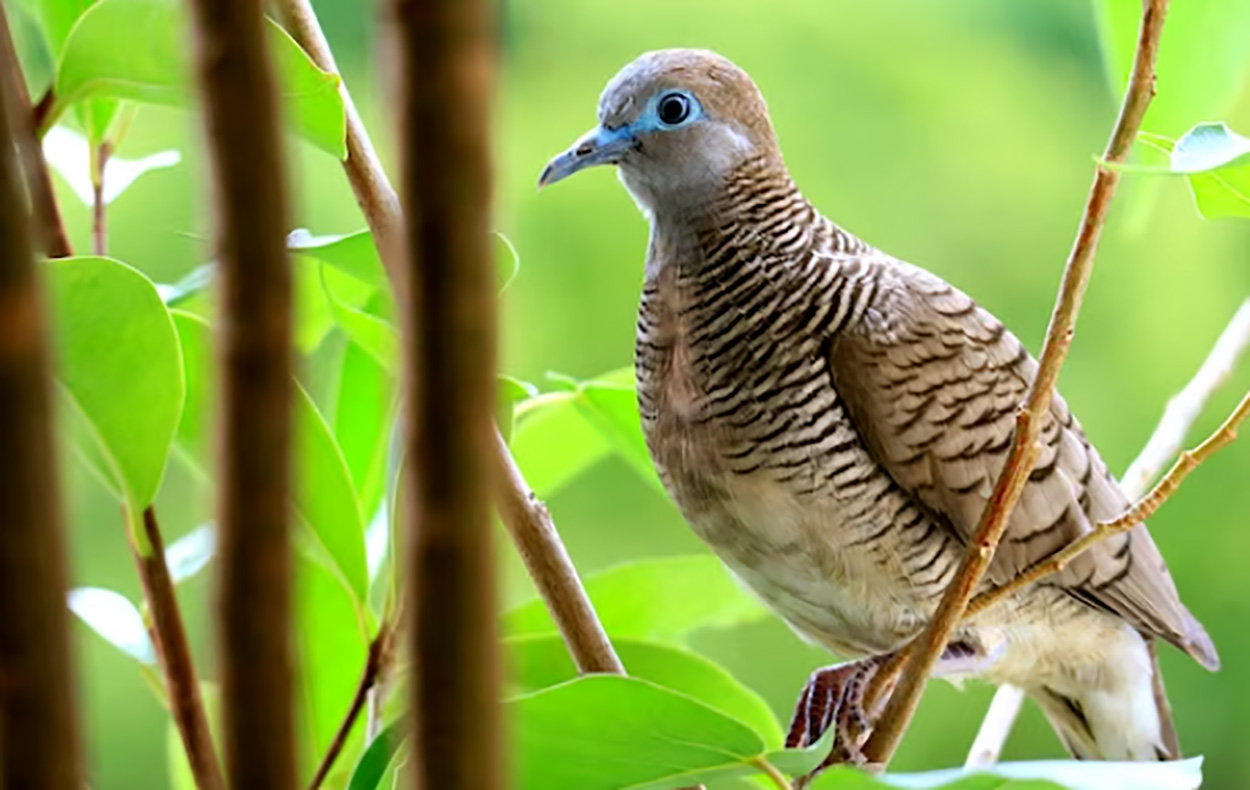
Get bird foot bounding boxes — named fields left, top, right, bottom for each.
left=785, top=656, right=886, bottom=777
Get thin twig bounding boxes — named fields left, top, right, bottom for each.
left=308, top=622, right=394, bottom=789
left=91, top=142, right=111, bottom=256
left=187, top=0, right=297, bottom=785
left=0, top=3, right=72, bottom=258
left=136, top=507, right=224, bottom=790
left=964, top=299, right=1250, bottom=765
left=0, top=61, right=83, bottom=790
left=273, top=0, right=624, bottom=678
left=862, top=0, right=1171, bottom=765
left=396, top=0, right=502, bottom=788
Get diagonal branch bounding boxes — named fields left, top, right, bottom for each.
left=862, top=0, right=1172, bottom=765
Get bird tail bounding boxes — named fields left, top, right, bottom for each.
left=1028, top=636, right=1177, bottom=761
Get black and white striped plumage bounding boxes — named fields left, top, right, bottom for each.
left=542, top=48, right=1216, bottom=761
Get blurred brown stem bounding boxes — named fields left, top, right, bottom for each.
left=91, top=142, right=110, bottom=256
left=187, top=0, right=296, bottom=786
left=0, top=55, right=83, bottom=790
left=0, top=3, right=72, bottom=258
left=135, top=507, right=224, bottom=790
left=862, top=0, right=1171, bottom=765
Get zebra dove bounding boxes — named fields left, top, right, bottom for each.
left=539, top=49, right=1217, bottom=764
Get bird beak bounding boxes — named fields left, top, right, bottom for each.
left=538, top=124, right=637, bottom=189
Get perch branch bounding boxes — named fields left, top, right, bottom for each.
left=187, top=0, right=297, bottom=785
left=0, top=3, right=72, bottom=257
left=136, top=507, right=225, bottom=790
left=274, top=0, right=624, bottom=677
left=395, top=0, right=502, bottom=788
left=0, top=57, right=83, bottom=790
left=862, top=0, right=1171, bottom=765
left=963, top=298, right=1250, bottom=765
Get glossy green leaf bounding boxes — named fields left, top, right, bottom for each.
left=35, top=0, right=95, bottom=55
left=503, top=555, right=770, bottom=644
left=510, top=391, right=612, bottom=497
left=506, top=635, right=784, bottom=748
left=289, top=229, right=388, bottom=287
left=295, top=537, right=371, bottom=780
left=50, top=0, right=347, bottom=157
left=293, top=383, right=370, bottom=602
left=321, top=265, right=399, bottom=372
left=294, top=256, right=375, bottom=354
left=46, top=256, right=184, bottom=510
left=1096, top=0, right=1250, bottom=136
left=347, top=720, right=410, bottom=790
left=509, top=675, right=767, bottom=790
left=67, top=587, right=156, bottom=664
left=333, top=336, right=395, bottom=527
left=170, top=310, right=211, bottom=471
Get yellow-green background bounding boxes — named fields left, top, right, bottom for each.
left=10, top=0, right=1250, bottom=787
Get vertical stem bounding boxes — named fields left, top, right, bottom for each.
left=0, top=62, right=83, bottom=790
left=187, top=0, right=295, bottom=786
left=135, top=507, right=225, bottom=790
left=394, top=0, right=501, bottom=787
left=91, top=142, right=111, bottom=257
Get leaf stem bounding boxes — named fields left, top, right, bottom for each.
left=749, top=757, right=794, bottom=790
left=862, top=0, right=1172, bottom=765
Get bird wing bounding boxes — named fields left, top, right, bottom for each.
left=825, top=254, right=1217, bottom=669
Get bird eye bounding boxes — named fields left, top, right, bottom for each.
left=657, top=93, right=691, bottom=126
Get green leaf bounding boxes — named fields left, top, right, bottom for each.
left=509, top=390, right=614, bottom=497
left=35, top=0, right=96, bottom=56
left=810, top=757, right=1204, bottom=789
left=50, top=0, right=347, bottom=157
left=506, top=635, right=784, bottom=748
left=67, top=587, right=156, bottom=664
left=1096, top=0, right=1250, bottom=136
left=333, top=336, right=396, bottom=529
left=503, top=555, right=770, bottom=644
left=1123, top=124, right=1250, bottom=220
left=295, top=538, right=371, bottom=780
left=46, top=256, right=184, bottom=512
left=321, top=265, right=399, bottom=372
left=289, top=229, right=388, bottom=288
left=497, top=375, right=538, bottom=444
left=509, top=675, right=768, bottom=790
left=495, top=231, right=521, bottom=292
left=574, top=377, right=664, bottom=493
left=170, top=310, right=211, bottom=472
left=347, top=720, right=411, bottom=790
left=293, top=383, right=370, bottom=602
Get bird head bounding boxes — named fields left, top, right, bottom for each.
left=539, top=49, right=781, bottom=214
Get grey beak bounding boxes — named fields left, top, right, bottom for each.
left=538, top=124, right=637, bottom=189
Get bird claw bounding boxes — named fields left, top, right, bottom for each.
left=784, top=656, right=886, bottom=780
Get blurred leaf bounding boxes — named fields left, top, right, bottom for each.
left=50, top=0, right=347, bottom=157
left=42, top=124, right=179, bottom=206
left=165, top=683, right=221, bottom=790
left=510, top=391, right=612, bottom=497
left=68, top=587, right=156, bottom=664
left=333, top=333, right=395, bottom=530
left=503, top=555, right=770, bottom=644
left=509, top=675, right=767, bottom=790
left=575, top=378, right=664, bottom=493
left=170, top=310, right=211, bottom=471
left=165, top=522, right=215, bottom=585
left=158, top=264, right=214, bottom=307
left=506, top=635, right=785, bottom=748
left=293, top=383, right=370, bottom=602
left=347, top=719, right=410, bottom=790
left=321, top=264, right=399, bottom=372
left=1122, top=124, right=1250, bottom=220
left=45, top=256, right=184, bottom=512
left=495, top=230, right=521, bottom=292
left=294, top=256, right=373, bottom=354
left=295, top=538, right=371, bottom=781
left=289, top=229, right=388, bottom=288
left=807, top=757, right=1203, bottom=789
left=34, top=0, right=95, bottom=55
left=1096, top=0, right=1250, bottom=136
left=497, top=375, right=538, bottom=444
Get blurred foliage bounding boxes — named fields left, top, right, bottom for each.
left=7, top=0, right=1250, bottom=786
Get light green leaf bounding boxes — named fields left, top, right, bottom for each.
left=289, top=229, right=388, bottom=288
left=67, top=587, right=156, bottom=664
left=575, top=378, right=664, bottom=493
left=293, top=383, right=370, bottom=602
left=35, top=0, right=96, bottom=56
left=46, top=256, right=184, bottom=511
left=333, top=334, right=396, bottom=529
left=1123, top=124, right=1250, bottom=220
left=495, top=231, right=521, bottom=292
left=509, top=675, right=767, bottom=790
left=503, top=555, right=770, bottom=644
left=170, top=310, right=211, bottom=472
left=321, top=265, right=399, bottom=372
left=1096, top=0, right=1250, bottom=136
left=50, top=0, right=347, bottom=157
left=506, top=635, right=784, bottom=748
left=497, top=375, right=538, bottom=444
left=347, top=720, right=410, bottom=790
left=510, top=391, right=612, bottom=497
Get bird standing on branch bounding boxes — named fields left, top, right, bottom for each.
left=540, top=49, right=1217, bottom=768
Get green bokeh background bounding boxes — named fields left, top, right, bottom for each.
left=9, top=0, right=1250, bottom=786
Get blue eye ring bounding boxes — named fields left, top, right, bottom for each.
left=657, top=92, right=691, bottom=126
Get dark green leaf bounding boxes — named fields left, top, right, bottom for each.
left=506, top=635, right=784, bottom=748
left=347, top=719, right=411, bottom=790
left=50, top=0, right=347, bottom=157
left=504, top=555, right=769, bottom=644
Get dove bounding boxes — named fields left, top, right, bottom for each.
left=539, top=49, right=1217, bottom=765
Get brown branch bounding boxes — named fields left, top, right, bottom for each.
left=91, top=142, right=111, bottom=257
left=395, top=0, right=501, bottom=789
left=136, top=507, right=224, bottom=790
left=0, top=3, right=72, bottom=258
left=862, top=0, right=1171, bottom=765
left=187, top=0, right=296, bottom=786
left=307, top=621, right=395, bottom=789
left=274, top=0, right=623, bottom=678
left=0, top=60, right=83, bottom=790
